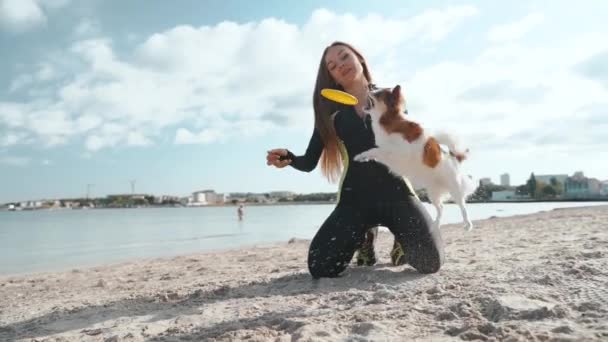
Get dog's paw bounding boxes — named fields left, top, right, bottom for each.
left=463, top=222, right=473, bottom=231
left=354, top=153, right=371, bottom=162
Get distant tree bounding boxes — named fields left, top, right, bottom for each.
left=535, top=181, right=548, bottom=199
left=469, top=184, right=507, bottom=201
left=526, top=173, right=537, bottom=198
left=542, top=184, right=557, bottom=198
left=515, top=185, right=529, bottom=196
left=97, top=197, right=112, bottom=207
left=293, top=192, right=337, bottom=202
left=548, top=177, right=564, bottom=195
left=134, top=198, right=147, bottom=206
left=161, top=198, right=180, bottom=206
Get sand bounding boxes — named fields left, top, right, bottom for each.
left=1, top=205, right=607, bottom=341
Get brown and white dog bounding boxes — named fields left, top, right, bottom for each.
left=354, top=85, right=476, bottom=231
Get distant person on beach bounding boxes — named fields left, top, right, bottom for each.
left=266, top=41, right=444, bottom=278
left=237, top=204, right=244, bottom=221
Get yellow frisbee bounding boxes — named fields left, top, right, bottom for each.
left=320, top=88, right=358, bottom=106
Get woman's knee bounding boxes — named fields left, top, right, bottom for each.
left=308, top=264, right=342, bottom=279
left=413, top=258, right=442, bottom=274
left=306, top=205, right=362, bottom=278
left=308, top=257, right=346, bottom=278
left=409, top=244, right=444, bottom=274
left=308, top=247, right=349, bottom=278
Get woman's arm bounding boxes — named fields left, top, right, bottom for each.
left=286, top=128, right=323, bottom=172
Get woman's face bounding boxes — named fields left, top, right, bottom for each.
left=324, top=45, right=364, bottom=88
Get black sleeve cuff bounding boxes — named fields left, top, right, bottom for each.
left=279, top=150, right=296, bottom=161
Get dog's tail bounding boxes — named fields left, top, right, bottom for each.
left=434, top=132, right=469, bottom=163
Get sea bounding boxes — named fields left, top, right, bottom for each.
left=0, top=201, right=605, bottom=276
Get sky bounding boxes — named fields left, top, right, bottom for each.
left=1, top=0, right=607, bottom=203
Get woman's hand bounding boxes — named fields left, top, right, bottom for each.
left=266, top=149, right=291, bottom=168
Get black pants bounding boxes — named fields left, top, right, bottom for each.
left=308, top=195, right=444, bottom=278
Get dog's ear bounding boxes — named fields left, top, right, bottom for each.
left=392, top=85, right=401, bottom=100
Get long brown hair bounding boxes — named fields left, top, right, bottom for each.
left=313, top=41, right=372, bottom=182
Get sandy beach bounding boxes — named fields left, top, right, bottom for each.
left=1, top=205, right=607, bottom=341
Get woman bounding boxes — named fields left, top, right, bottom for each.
left=266, top=41, right=444, bottom=278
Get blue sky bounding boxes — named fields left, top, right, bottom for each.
left=1, top=0, right=607, bottom=203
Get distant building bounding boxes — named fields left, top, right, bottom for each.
left=269, top=191, right=295, bottom=199
left=500, top=173, right=510, bottom=187
left=213, top=193, right=225, bottom=204
left=107, top=194, right=147, bottom=200
left=227, top=192, right=275, bottom=203
left=479, top=178, right=493, bottom=186
left=192, top=190, right=210, bottom=204
left=63, top=201, right=79, bottom=209
left=253, top=194, right=273, bottom=203
left=154, top=195, right=181, bottom=204
left=191, top=190, right=225, bottom=205
left=564, top=172, right=602, bottom=199
left=18, top=201, right=43, bottom=210
left=535, top=174, right=568, bottom=185
left=226, top=193, right=246, bottom=203
left=491, top=190, right=516, bottom=201
left=601, top=181, right=608, bottom=197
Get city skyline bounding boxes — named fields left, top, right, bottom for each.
left=2, top=1, right=608, bottom=203
left=3, top=169, right=607, bottom=205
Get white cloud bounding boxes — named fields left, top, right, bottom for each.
left=577, top=50, right=608, bottom=88
left=84, top=123, right=127, bottom=151
left=7, top=5, right=607, bottom=164
left=408, top=5, right=479, bottom=42
left=127, top=130, right=152, bottom=146
left=9, top=63, right=57, bottom=92
left=3, top=6, right=477, bottom=151
left=403, top=32, right=608, bottom=157
left=0, top=102, right=27, bottom=127
left=74, top=18, right=100, bottom=37
left=7, top=6, right=604, bottom=168
left=85, top=135, right=110, bottom=151
left=75, top=114, right=102, bottom=132
left=0, top=0, right=70, bottom=33
left=36, top=63, right=56, bottom=81
left=1, top=5, right=607, bottom=187
left=487, top=13, right=544, bottom=43
left=174, top=128, right=224, bottom=145
left=0, top=0, right=46, bottom=33
left=26, top=109, right=73, bottom=146
left=9, top=74, right=34, bottom=93
left=1, top=132, right=22, bottom=146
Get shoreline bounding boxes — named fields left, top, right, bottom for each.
left=2, top=198, right=608, bottom=212
left=1, top=205, right=607, bottom=341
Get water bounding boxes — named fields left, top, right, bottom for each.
left=0, top=202, right=605, bottom=276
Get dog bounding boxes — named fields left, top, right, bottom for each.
left=354, top=85, right=476, bottom=231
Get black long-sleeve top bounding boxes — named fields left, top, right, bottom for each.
left=287, top=106, right=415, bottom=205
